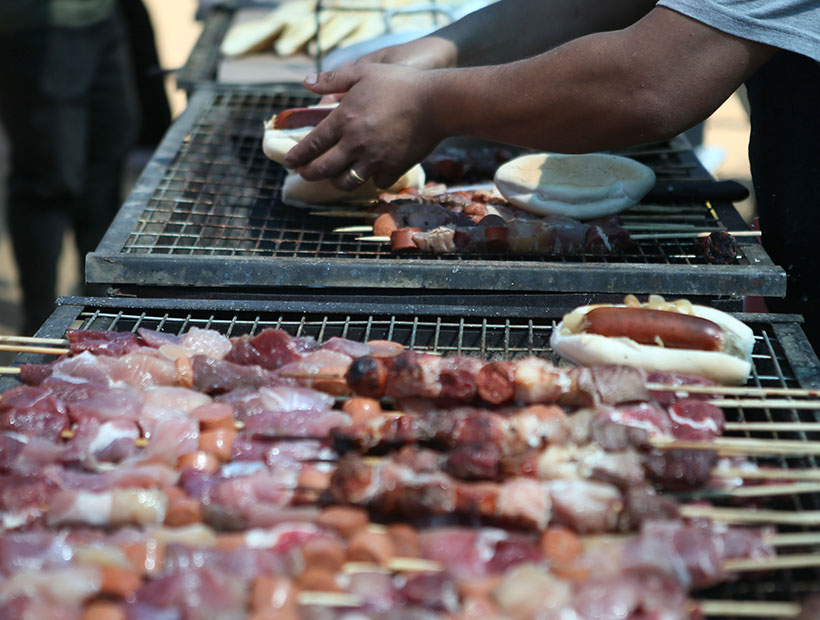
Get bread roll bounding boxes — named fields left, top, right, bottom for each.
left=282, top=165, right=426, bottom=207
left=550, top=298, right=754, bottom=385
left=494, top=153, right=655, bottom=220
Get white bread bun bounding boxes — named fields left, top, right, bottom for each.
left=550, top=299, right=754, bottom=385
left=494, top=153, right=656, bottom=220
left=262, top=104, right=425, bottom=205
left=262, top=104, right=339, bottom=165
left=262, top=124, right=314, bottom=165
left=282, top=165, right=426, bottom=207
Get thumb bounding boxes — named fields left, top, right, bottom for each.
left=304, top=68, right=359, bottom=95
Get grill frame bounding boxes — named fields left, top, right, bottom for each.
left=176, top=3, right=236, bottom=93
left=86, top=84, right=785, bottom=296
left=1, top=295, right=819, bottom=617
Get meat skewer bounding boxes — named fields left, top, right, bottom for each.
left=7, top=329, right=820, bottom=399
left=0, top=515, right=804, bottom=619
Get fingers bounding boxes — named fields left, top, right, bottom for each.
left=293, top=143, right=361, bottom=185
left=318, top=92, right=346, bottom=105
left=284, top=119, right=342, bottom=171
left=304, top=68, right=359, bottom=96
left=333, top=165, right=371, bottom=192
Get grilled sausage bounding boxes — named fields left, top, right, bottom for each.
left=272, top=106, right=334, bottom=129
left=582, top=307, right=724, bottom=351
left=391, top=227, right=421, bottom=252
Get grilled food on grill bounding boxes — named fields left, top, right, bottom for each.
left=261, top=104, right=426, bottom=206
left=0, top=321, right=804, bottom=618
left=494, top=152, right=656, bottom=219
left=550, top=295, right=755, bottom=384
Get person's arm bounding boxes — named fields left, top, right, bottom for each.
left=369, top=0, right=657, bottom=69
left=285, top=7, right=776, bottom=189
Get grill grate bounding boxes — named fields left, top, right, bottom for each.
left=3, top=297, right=820, bottom=617
left=88, top=86, right=785, bottom=296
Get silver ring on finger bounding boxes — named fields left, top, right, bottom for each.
left=348, top=168, right=367, bottom=185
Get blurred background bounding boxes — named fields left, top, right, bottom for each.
left=0, top=0, right=755, bottom=359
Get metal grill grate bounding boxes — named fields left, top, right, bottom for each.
left=87, top=85, right=784, bottom=294
left=3, top=297, right=819, bottom=617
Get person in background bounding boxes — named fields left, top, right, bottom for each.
left=0, top=0, right=138, bottom=335
left=284, top=0, right=820, bottom=353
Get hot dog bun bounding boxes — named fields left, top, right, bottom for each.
left=262, top=105, right=338, bottom=165
left=282, top=167, right=426, bottom=207
left=550, top=296, right=754, bottom=384
left=263, top=105, right=426, bottom=205
left=494, top=153, right=655, bottom=220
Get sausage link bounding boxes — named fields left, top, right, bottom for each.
left=583, top=307, right=724, bottom=351
left=373, top=213, right=402, bottom=237
left=346, top=356, right=387, bottom=398
left=272, top=106, right=333, bottom=129
left=391, top=227, right=421, bottom=252
left=476, top=361, right=516, bottom=404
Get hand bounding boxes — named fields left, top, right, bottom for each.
left=318, top=37, right=458, bottom=105
left=284, top=64, right=445, bottom=191
left=353, top=36, right=458, bottom=71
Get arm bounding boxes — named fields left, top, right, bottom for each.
left=375, top=0, right=658, bottom=69
left=285, top=7, right=775, bottom=188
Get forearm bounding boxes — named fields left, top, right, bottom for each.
left=426, top=10, right=772, bottom=152
left=430, top=0, right=657, bottom=67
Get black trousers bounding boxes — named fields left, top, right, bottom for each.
left=0, top=11, right=138, bottom=335
left=746, top=52, right=820, bottom=353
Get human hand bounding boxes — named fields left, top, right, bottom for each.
left=317, top=36, right=457, bottom=105
left=284, top=64, right=445, bottom=191
left=354, top=36, right=458, bottom=70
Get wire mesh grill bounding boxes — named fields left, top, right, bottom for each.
left=121, top=89, right=732, bottom=265
left=4, top=299, right=820, bottom=615
left=88, top=86, right=784, bottom=295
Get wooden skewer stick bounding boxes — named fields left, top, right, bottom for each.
left=632, top=230, right=761, bottom=240
left=725, top=552, right=820, bottom=572
left=585, top=530, right=820, bottom=549
left=337, top=224, right=727, bottom=235
left=356, top=235, right=389, bottom=243
left=680, top=505, right=820, bottom=526
left=298, top=591, right=363, bottom=607
left=0, top=335, right=68, bottom=346
left=724, top=421, right=820, bottom=432
left=335, top=225, right=377, bottom=233
left=687, top=482, right=820, bottom=498
left=713, top=467, right=820, bottom=481
left=647, top=382, right=820, bottom=398
left=652, top=436, right=820, bottom=455
left=768, top=531, right=820, bottom=547
left=709, top=398, right=820, bottom=410
left=0, top=343, right=70, bottom=355
left=299, top=593, right=800, bottom=616
left=697, top=600, right=801, bottom=618
left=0, top=366, right=21, bottom=375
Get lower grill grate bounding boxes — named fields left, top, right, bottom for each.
left=4, top=297, right=818, bottom=617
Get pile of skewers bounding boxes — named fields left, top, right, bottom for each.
left=0, top=322, right=819, bottom=619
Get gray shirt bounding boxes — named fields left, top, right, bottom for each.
left=657, top=0, right=820, bottom=62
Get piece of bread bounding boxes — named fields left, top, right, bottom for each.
left=550, top=298, right=754, bottom=385
left=494, top=152, right=655, bottom=220
left=282, top=165, right=426, bottom=207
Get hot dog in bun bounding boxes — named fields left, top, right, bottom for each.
left=550, top=295, right=754, bottom=384
left=262, top=104, right=425, bottom=206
